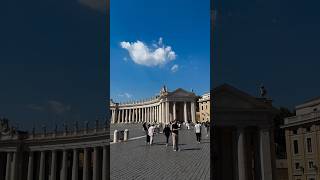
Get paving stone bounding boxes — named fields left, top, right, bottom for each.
left=110, top=124, right=210, bottom=180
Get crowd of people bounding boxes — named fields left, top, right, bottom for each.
left=142, top=120, right=210, bottom=151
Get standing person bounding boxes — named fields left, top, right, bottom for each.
left=205, top=121, right=210, bottom=137
left=171, top=120, right=180, bottom=151
left=195, top=121, right=202, bottom=143
left=143, top=122, right=149, bottom=145
left=148, top=124, right=156, bottom=145
left=163, top=124, right=171, bottom=146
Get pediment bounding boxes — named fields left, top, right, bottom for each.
left=213, top=84, right=276, bottom=110
left=168, top=88, right=197, bottom=98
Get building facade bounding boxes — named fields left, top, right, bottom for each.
left=199, top=92, right=210, bottom=122
left=110, top=86, right=198, bottom=124
left=0, top=119, right=109, bottom=180
left=213, top=84, right=278, bottom=180
left=283, top=97, right=320, bottom=180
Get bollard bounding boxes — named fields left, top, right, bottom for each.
left=124, top=129, right=129, bottom=141
left=113, top=130, right=118, bottom=143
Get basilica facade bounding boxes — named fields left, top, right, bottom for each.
left=110, top=86, right=198, bottom=124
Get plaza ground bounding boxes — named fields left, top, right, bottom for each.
left=110, top=123, right=210, bottom=180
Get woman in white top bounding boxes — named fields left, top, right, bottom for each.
left=148, top=124, right=156, bottom=145
left=194, top=122, right=202, bottom=143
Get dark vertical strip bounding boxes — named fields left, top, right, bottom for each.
left=106, top=0, right=110, bottom=179
left=210, top=0, right=214, bottom=179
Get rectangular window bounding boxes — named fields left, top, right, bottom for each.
left=202, top=106, right=203, bottom=110
left=293, top=130, right=298, bottom=134
left=309, top=161, right=314, bottom=168
left=295, top=162, right=300, bottom=169
left=307, top=138, right=312, bottom=152
left=294, top=140, right=299, bottom=154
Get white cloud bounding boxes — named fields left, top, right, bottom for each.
left=78, top=0, right=106, bottom=12
left=171, top=64, right=179, bottom=73
left=123, top=57, right=128, bottom=61
left=120, top=37, right=176, bottom=67
left=47, top=100, right=71, bottom=115
left=118, top=93, right=132, bottom=99
left=27, top=100, right=71, bottom=115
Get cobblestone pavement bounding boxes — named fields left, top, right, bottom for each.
left=110, top=124, right=210, bottom=180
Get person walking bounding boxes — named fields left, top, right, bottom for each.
left=163, top=124, right=171, bottom=146
left=171, top=120, right=180, bottom=151
left=205, top=121, right=210, bottom=137
left=148, top=124, right=156, bottom=145
left=195, top=121, right=202, bottom=143
left=143, top=122, right=149, bottom=145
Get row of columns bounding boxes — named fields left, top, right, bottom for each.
left=4, top=152, right=17, bottom=180
left=25, top=146, right=108, bottom=180
left=236, top=127, right=273, bottom=180
left=111, top=101, right=196, bottom=124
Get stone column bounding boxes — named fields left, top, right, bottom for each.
left=39, top=151, right=45, bottom=180
left=191, top=102, right=195, bottom=123
left=162, top=103, right=165, bottom=124
left=173, top=102, right=176, bottom=121
left=111, top=110, right=113, bottom=123
left=146, top=107, right=149, bottom=122
left=27, top=152, right=34, bottom=180
left=144, top=108, right=146, bottom=122
left=72, top=149, right=79, bottom=180
left=260, top=128, right=273, bottom=180
left=154, top=106, right=156, bottom=122
left=134, top=108, right=137, bottom=123
left=5, top=152, right=11, bottom=180
left=83, top=148, right=89, bottom=180
left=102, top=146, right=108, bottom=180
left=184, top=102, right=188, bottom=123
left=139, top=108, right=141, bottom=123
left=128, top=109, right=131, bottom=123
left=50, top=150, right=57, bottom=180
left=237, top=127, right=247, bottom=180
left=11, top=152, right=16, bottom=180
left=121, top=109, right=124, bottom=123
left=151, top=107, right=153, bottom=122
left=159, top=103, right=162, bottom=124
left=117, top=110, right=121, bottom=123
left=132, top=109, right=135, bottom=123
left=124, top=109, right=128, bottom=123
left=113, top=110, right=116, bottom=123
left=139, top=108, right=142, bottom=123
left=93, top=147, right=100, bottom=180
left=141, top=108, right=144, bottom=122
left=155, top=106, right=157, bottom=122
left=166, top=102, right=169, bottom=124
left=60, top=150, right=67, bottom=180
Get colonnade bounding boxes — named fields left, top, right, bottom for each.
left=3, top=151, right=17, bottom=180
left=236, top=127, right=273, bottom=180
left=111, top=101, right=196, bottom=124
left=2, top=146, right=108, bottom=180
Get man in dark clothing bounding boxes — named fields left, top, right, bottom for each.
left=163, top=124, right=171, bottom=146
left=143, top=122, right=150, bottom=144
left=171, top=120, right=179, bottom=151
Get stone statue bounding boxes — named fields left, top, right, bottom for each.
left=260, top=84, right=267, bottom=97
left=0, top=118, right=9, bottom=134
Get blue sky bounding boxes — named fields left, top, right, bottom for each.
left=213, top=0, right=320, bottom=110
left=0, top=0, right=107, bottom=131
left=110, top=0, right=210, bottom=102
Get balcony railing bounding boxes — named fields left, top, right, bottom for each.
left=285, top=111, right=320, bottom=125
